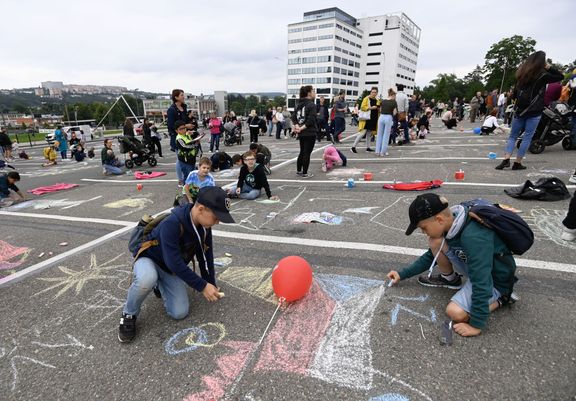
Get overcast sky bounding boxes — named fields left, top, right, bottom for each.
left=1, top=0, right=574, bottom=94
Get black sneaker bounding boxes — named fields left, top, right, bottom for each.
left=301, top=173, right=314, bottom=178
left=495, top=159, right=510, bottom=170
left=296, top=171, right=303, bottom=176
left=418, top=273, right=463, bottom=289
left=153, top=286, right=162, bottom=299
left=366, top=148, right=374, bottom=152
left=118, top=314, right=137, bottom=343
left=350, top=147, right=357, bottom=153
left=512, top=162, right=526, bottom=170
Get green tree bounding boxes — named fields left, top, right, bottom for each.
left=356, top=89, right=370, bottom=106
left=483, top=35, right=537, bottom=92
left=13, top=103, right=28, bottom=114
left=273, top=96, right=286, bottom=108
left=462, top=65, right=486, bottom=99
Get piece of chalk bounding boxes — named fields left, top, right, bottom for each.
left=224, top=253, right=232, bottom=257
left=59, top=242, right=68, bottom=247
left=48, top=252, right=53, bottom=256
left=214, top=261, right=224, bottom=267
left=217, top=292, right=225, bottom=298
left=387, top=280, right=394, bottom=287
left=38, top=252, right=45, bottom=258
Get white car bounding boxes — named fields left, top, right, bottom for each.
left=45, top=125, right=92, bottom=143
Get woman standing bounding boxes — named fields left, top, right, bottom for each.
left=141, top=118, right=152, bottom=148
left=351, top=87, right=379, bottom=153
left=166, top=89, right=189, bottom=152
left=495, top=51, right=564, bottom=170
left=274, top=107, right=285, bottom=139
left=292, top=85, right=318, bottom=178
left=208, top=112, right=222, bottom=152
left=122, top=118, right=134, bottom=137
left=247, top=110, right=262, bottom=143
left=54, top=125, right=68, bottom=160
left=375, top=88, right=397, bottom=156
left=282, top=106, right=292, bottom=137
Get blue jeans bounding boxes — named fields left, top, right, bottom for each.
left=229, top=183, right=261, bottom=200
left=179, top=160, right=195, bottom=182
left=267, top=120, right=273, bottom=135
left=210, top=134, right=220, bottom=152
left=175, top=160, right=183, bottom=183
left=123, top=257, right=189, bottom=320
left=376, top=114, right=393, bottom=154
left=334, top=117, right=345, bottom=142
left=504, top=114, right=542, bottom=158
left=169, top=133, right=177, bottom=152
left=103, top=160, right=124, bottom=175
left=60, top=150, right=68, bottom=159
left=276, top=122, right=284, bottom=139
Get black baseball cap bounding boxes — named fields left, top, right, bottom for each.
left=196, top=186, right=235, bottom=224
left=405, top=193, right=448, bottom=236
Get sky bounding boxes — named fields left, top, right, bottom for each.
left=1, top=0, right=574, bottom=95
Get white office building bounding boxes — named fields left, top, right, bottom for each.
left=286, top=8, right=420, bottom=108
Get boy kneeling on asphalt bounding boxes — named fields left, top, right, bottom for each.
left=118, top=186, right=235, bottom=343
left=387, top=193, right=517, bottom=337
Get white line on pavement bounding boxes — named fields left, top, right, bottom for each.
left=0, top=211, right=135, bottom=226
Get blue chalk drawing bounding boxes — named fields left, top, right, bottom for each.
left=315, top=273, right=384, bottom=303
left=390, top=304, right=437, bottom=326
left=391, top=294, right=429, bottom=302
left=165, top=327, right=208, bottom=355
left=369, top=394, right=410, bottom=401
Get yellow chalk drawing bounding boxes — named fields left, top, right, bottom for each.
left=218, top=266, right=277, bottom=304
left=34, top=254, right=130, bottom=299
left=185, top=322, right=226, bottom=348
left=103, top=197, right=153, bottom=217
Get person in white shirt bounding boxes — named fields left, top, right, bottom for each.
left=497, top=92, right=507, bottom=119
left=441, top=109, right=458, bottom=129
left=481, top=109, right=510, bottom=135
left=274, top=106, right=285, bottom=139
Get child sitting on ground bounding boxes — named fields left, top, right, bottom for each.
left=408, top=118, right=419, bottom=141
left=73, top=144, right=86, bottom=162
left=322, top=145, right=343, bottom=172
left=417, top=110, right=432, bottom=139
left=42, top=142, right=58, bottom=167
left=481, top=109, right=510, bottom=136
left=228, top=151, right=279, bottom=201
left=387, top=193, right=518, bottom=337
left=248, top=143, right=272, bottom=175
left=181, top=157, right=215, bottom=204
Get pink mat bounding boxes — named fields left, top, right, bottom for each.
left=28, top=183, right=79, bottom=195
left=134, top=171, right=167, bottom=180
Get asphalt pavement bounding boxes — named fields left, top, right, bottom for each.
left=1, top=118, right=575, bottom=401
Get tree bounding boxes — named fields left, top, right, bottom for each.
left=425, top=73, right=465, bottom=102
left=356, top=89, right=370, bottom=106
left=13, top=103, right=29, bottom=114
left=462, top=65, right=486, bottom=99
left=484, top=35, right=536, bottom=92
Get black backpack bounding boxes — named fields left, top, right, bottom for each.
left=505, top=177, right=571, bottom=202
left=467, top=204, right=534, bottom=255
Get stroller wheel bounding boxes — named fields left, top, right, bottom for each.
left=529, top=140, right=545, bottom=154
left=134, top=159, right=143, bottom=166
left=562, top=137, right=574, bottom=150
left=148, top=157, right=158, bottom=167
left=125, top=159, right=134, bottom=169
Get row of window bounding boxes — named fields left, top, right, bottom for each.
left=400, top=43, right=418, bottom=57
left=335, top=46, right=361, bottom=59
left=287, top=88, right=360, bottom=97
left=288, top=56, right=332, bottom=65
left=334, top=56, right=361, bottom=69
left=396, top=73, right=415, bottom=82
left=398, top=63, right=416, bottom=74
left=289, top=35, right=334, bottom=44
left=335, top=23, right=363, bottom=39
left=368, top=32, right=383, bottom=37
left=399, top=53, right=417, bottom=66
left=335, top=35, right=362, bottom=49
left=401, top=33, right=419, bottom=49
left=368, top=42, right=382, bottom=47
left=289, top=46, right=334, bottom=54
left=289, top=22, right=335, bottom=33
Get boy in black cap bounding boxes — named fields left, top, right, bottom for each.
left=118, top=186, right=234, bottom=343
left=387, top=193, right=517, bottom=337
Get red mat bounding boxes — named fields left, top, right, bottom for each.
left=134, top=171, right=167, bottom=180
left=383, top=180, right=443, bottom=191
left=28, top=183, right=79, bottom=195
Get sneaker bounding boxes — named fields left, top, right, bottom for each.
left=561, top=226, right=576, bottom=241
left=569, top=174, right=576, bottom=184
left=512, top=162, right=526, bottom=170
left=102, top=167, right=107, bottom=175
left=366, top=148, right=374, bottom=152
left=321, top=162, right=327, bottom=172
left=350, top=147, right=357, bottom=153
left=153, top=286, right=162, bottom=299
left=417, top=273, right=463, bottom=289
left=301, top=173, right=314, bottom=178
left=296, top=171, right=303, bottom=176
left=118, top=314, right=137, bottom=343
left=497, top=292, right=520, bottom=308
left=384, top=152, right=389, bottom=156
left=495, top=159, right=511, bottom=170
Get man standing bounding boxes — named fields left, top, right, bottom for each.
left=265, top=107, right=274, bottom=137
left=119, top=186, right=234, bottom=343
left=497, top=91, right=507, bottom=119
left=316, top=96, right=329, bottom=142
left=333, top=91, right=347, bottom=144
left=395, top=84, right=410, bottom=145
left=469, top=92, right=481, bottom=123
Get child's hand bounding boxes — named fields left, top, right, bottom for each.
left=453, top=322, right=481, bottom=337
left=235, top=187, right=241, bottom=195
left=386, top=270, right=400, bottom=285
left=270, top=195, right=279, bottom=201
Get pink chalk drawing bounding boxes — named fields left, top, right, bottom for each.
left=0, top=240, right=30, bottom=271
left=182, top=341, right=256, bottom=401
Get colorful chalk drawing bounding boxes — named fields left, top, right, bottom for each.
left=33, top=254, right=131, bottom=299
left=180, top=267, right=435, bottom=400
left=165, top=323, right=226, bottom=355
left=343, top=207, right=380, bottom=214
left=371, top=196, right=415, bottom=234
left=525, top=208, right=576, bottom=250
left=103, top=196, right=153, bottom=217
left=4, top=195, right=103, bottom=211
left=0, top=240, right=30, bottom=271
left=370, top=395, right=410, bottom=401
left=292, top=212, right=343, bottom=225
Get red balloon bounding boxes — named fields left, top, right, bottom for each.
left=272, top=256, right=313, bottom=302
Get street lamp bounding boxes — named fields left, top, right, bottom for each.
left=134, top=88, right=140, bottom=118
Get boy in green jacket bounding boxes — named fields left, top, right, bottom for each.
left=387, top=193, right=517, bottom=337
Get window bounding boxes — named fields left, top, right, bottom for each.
left=288, top=79, right=301, bottom=85
left=317, top=77, right=331, bottom=84
left=342, top=49, right=349, bottom=55
left=348, top=60, right=354, bottom=67
left=302, top=67, right=316, bottom=74
left=354, top=72, right=359, bottom=78
left=303, top=25, right=317, bottom=31
left=319, top=23, right=334, bottom=29
left=367, top=62, right=380, bottom=66
left=318, top=35, right=334, bottom=40
left=356, top=44, right=361, bottom=49
left=341, top=68, right=347, bottom=75
left=368, top=42, right=382, bottom=47
left=288, top=68, right=301, bottom=75
left=332, top=88, right=340, bottom=95
left=353, top=90, right=358, bottom=96
left=334, top=46, right=341, bottom=52
left=333, top=67, right=340, bottom=73
left=302, top=57, right=316, bottom=64
left=365, top=81, right=378, bottom=85
left=317, top=88, right=330, bottom=94
left=303, top=48, right=317, bottom=53
left=369, top=32, right=383, bottom=36
left=355, top=62, right=360, bottom=68
left=341, top=57, right=348, bottom=64
left=346, top=90, right=352, bottom=95
left=333, top=78, right=340, bottom=84
left=318, top=46, right=333, bottom=51
left=317, top=55, right=331, bottom=62
left=317, top=66, right=332, bottom=73
left=347, top=70, right=353, bottom=76
left=366, top=72, right=380, bottom=75
left=367, top=52, right=381, bottom=56
left=288, top=39, right=302, bottom=44
left=334, top=56, right=341, bottom=63
left=287, top=88, right=299, bottom=95
left=289, top=49, right=301, bottom=54
left=343, top=38, right=350, bottom=44
left=288, top=27, right=302, bottom=33
left=303, top=36, right=317, bottom=42
left=288, top=58, right=301, bottom=65
left=302, top=78, right=315, bottom=84
left=335, top=35, right=342, bottom=41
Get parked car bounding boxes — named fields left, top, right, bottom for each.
left=45, top=125, right=93, bottom=143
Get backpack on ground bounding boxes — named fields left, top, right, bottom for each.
left=466, top=203, right=534, bottom=255
left=504, top=177, right=571, bottom=202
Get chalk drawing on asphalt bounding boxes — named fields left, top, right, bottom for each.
left=165, top=323, right=226, bottom=356
left=4, top=195, right=103, bottom=211
left=371, top=196, right=414, bottom=233
left=0, top=240, right=30, bottom=271
left=33, top=254, right=130, bottom=299
left=103, top=196, right=153, bottom=217
left=524, top=208, right=576, bottom=250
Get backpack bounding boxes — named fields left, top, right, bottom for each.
left=128, top=213, right=183, bottom=260
left=467, top=204, right=534, bottom=255
left=504, top=177, right=571, bottom=202
left=514, top=72, right=546, bottom=117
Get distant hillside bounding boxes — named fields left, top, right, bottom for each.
left=233, top=92, right=286, bottom=98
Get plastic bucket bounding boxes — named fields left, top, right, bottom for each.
left=363, top=172, right=373, bottom=181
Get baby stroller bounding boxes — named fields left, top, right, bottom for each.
left=117, top=136, right=157, bottom=168
left=223, top=121, right=243, bottom=146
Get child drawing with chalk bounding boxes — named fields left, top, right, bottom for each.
left=119, top=187, right=234, bottom=343
left=387, top=193, right=518, bottom=337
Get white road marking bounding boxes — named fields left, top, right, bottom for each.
left=0, top=211, right=134, bottom=226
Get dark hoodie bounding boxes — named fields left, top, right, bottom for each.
left=292, top=98, right=318, bottom=138
left=236, top=163, right=272, bottom=198
left=142, top=203, right=215, bottom=292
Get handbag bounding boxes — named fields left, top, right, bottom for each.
left=398, top=111, right=407, bottom=122
left=358, top=110, right=371, bottom=120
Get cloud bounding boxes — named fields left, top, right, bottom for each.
left=0, top=0, right=574, bottom=93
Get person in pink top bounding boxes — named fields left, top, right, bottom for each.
left=208, top=112, right=222, bottom=152
left=322, top=145, right=342, bottom=172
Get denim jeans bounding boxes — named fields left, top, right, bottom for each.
left=504, top=114, right=542, bottom=158
left=169, top=133, right=177, bottom=152
left=210, top=134, right=220, bottom=152
left=123, top=257, right=189, bottom=320
left=376, top=114, right=393, bottom=154
left=179, top=161, right=195, bottom=182
left=229, top=183, right=261, bottom=200
left=60, top=150, right=68, bottom=159
left=267, top=120, right=273, bottom=135
left=276, top=122, right=284, bottom=139
left=175, top=160, right=184, bottom=183
left=103, top=160, right=124, bottom=175
left=334, top=117, right=345, bottom=142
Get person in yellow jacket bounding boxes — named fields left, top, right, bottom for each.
left=42, top=141, right=58, bottom=167
left=351, top=87, right=380, bottom=153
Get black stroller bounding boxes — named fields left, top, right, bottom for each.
left=223, top=121, right=243, bottom=146
left=117, top=136, right=157, bottom=168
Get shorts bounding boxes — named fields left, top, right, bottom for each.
left=444, top=246, right=501, bottom=313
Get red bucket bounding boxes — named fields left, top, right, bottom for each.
left=363, top=172, right=373, bottom=181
